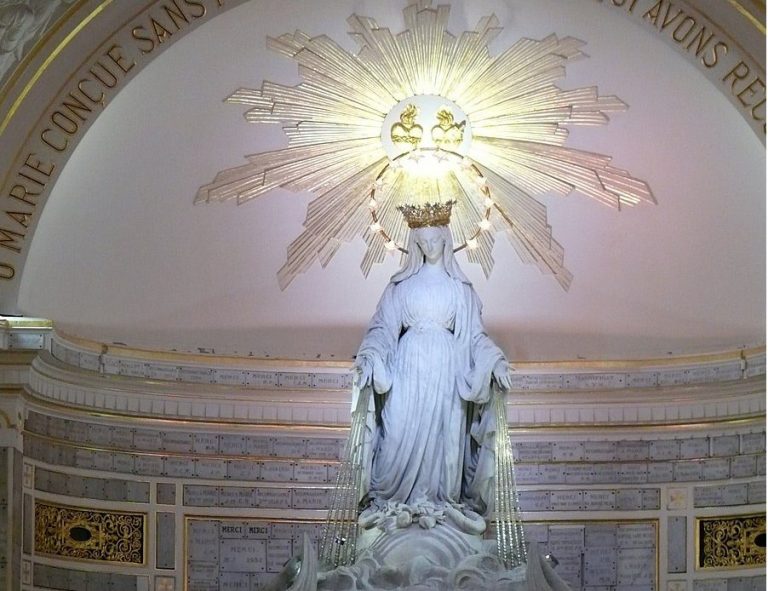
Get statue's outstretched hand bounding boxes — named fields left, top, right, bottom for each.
left=493, top=360, right=512, bottom=390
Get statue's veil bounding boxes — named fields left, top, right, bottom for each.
left=390, top=225, right=471, bottom=285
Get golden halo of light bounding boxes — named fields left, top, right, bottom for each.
left=368, top=149, right=493, bottom=254
left=196, top=0, right=655, bottom=290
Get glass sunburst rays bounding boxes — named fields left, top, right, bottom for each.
left=196, top=0, right=654, bottom=290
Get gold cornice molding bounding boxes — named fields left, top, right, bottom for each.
left=727, top=0, right=766, bottom=34
left=23, top=393, right=764, bottom=431
left=32, top=350, right=354, bottom=402
left=0, top=316, right=52, bottom=329
left=507, top=414, right=766, bottom=433
left=0, top=351, right=39, bottom=365
left=32, top=347, right=767, bottom=408
left=53, top=328, right=764, bottom=372
left=0, top=0, right=92, bottom=111
left=0, top=0, right=114, bottom=137
left=54, top=329, right=354, bottom=370
left=32, top=345, right=766, bottom=407
left=25, top=342, right=765, bottom=429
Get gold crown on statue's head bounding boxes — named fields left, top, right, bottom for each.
left=397, top=200, right=455, bottom=228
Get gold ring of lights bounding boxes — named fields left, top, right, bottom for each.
left=367, top=148, right=493, bottom=254
left=197, top=2, right=655, bottom=290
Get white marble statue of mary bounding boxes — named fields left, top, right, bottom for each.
left=354, top=219, right=511, bottom=534
left=275, top=203, right=573, bottom=591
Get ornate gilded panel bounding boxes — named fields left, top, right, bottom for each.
left=34, top=501, right=145, bottom=564
left=697, top=513, right=766, bottom=569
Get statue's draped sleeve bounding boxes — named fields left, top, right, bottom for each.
left=454, top=282, right=507, bottom=515
left=355, top=282, right=402, bottom=501
left=356, top=282, right=402, bottom=394
left=454, top=283, right=505, bottom=403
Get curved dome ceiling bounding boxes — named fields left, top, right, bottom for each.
left=14, top=0, right=766, bottom=361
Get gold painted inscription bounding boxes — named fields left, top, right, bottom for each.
left=0, top=0, right=229, bottom=282
left=131, top=0, right=218, bottom=54
left=596, top=0, right=765, bottom=135
left=0, top=0, right=762, bottom=288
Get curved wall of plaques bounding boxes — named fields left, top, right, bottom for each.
left=3, top=331, right=765, bottom=591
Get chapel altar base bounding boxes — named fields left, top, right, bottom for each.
left=282, top=522, right=572, bottom=591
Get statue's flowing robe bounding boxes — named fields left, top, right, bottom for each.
left=357, top=270, right=504, bottom=516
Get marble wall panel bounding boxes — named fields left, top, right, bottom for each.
left=33, top=564, right=139, bottom=590
left=730, top=455, right=757, bottom=478
left=740, top=433, right=765, bottom=454
left=17, top=398, right=766, bottom=591
left=679, top=438, right=710, bottom=459
left=694, top=483, right=750, bottom=507
left=157, top=483, right=176, bottom=505
left=156, top=513, right=175, bottom=569
left=711, top=435, right=740, bottom=457
left=33, top=468, right=149, bottom=502
left=694, top=577, right=767, bottom=591
left=195, top=459, right=228, bottom=480
left=583, top=441, right=618, bottom=462
left=667, top=516, right=686, bottom=573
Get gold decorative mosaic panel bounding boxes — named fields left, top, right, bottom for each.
left=697, top=513, right=766, bottom=569
left=34, top=501, right=145, bottom=564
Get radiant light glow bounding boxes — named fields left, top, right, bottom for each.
left=367, top=149, right=492, bottom=255
left=399, top=150, right=456, bottom=177
left=196, top=1, right=654, bottom=290
left=381, top=95, right=472, bottom=161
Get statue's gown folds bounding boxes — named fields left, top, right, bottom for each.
left=276, top=259, right=576, bottom=590
left=357, top=270, right=504, bottom=517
